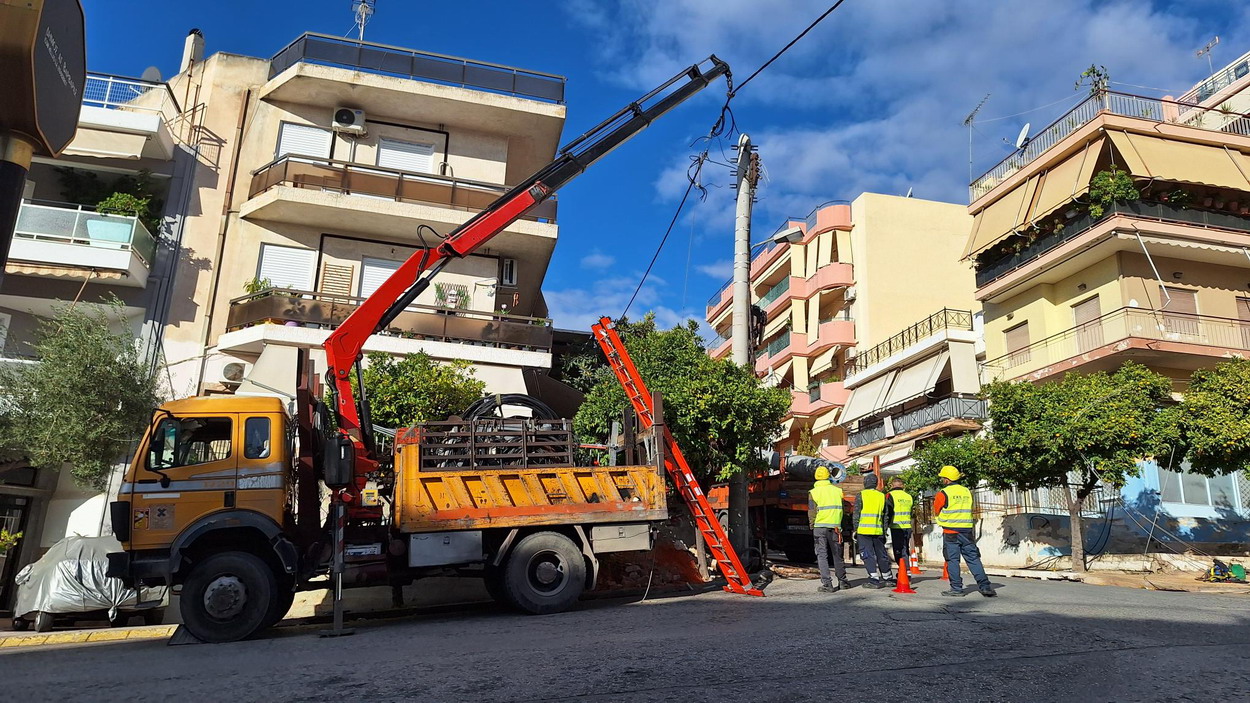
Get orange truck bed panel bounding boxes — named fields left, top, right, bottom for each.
left=394, top=445, right=668, bottom=533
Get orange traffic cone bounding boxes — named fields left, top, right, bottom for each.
left=909, top=548, right=922, bottom=575
left=892, top=559, right=916, bottom=594
left=942, top=560, right=949, bottom=580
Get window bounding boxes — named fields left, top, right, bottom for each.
left=276, top=122, right=332, bottom=160
left=1160, top=286, right=1198, bottom=337
left=1005, top=321, right=1030, bottom=367
left=1072, top=295, right=1102, bottom=353
left=377, top=139, right=435, bottom=173
left=359, top=257, right=403, bottom=299
left=244, top=417, right=271, bottom=459
left=257, top=244, right=316, bottom=291
left=1237, top=297, right=1250, bottom=351
left=1157, top=463, right=1240, bottom=508
left=149, top=417, right=232, bottom=469
left=501, top=258, right=517, bottom=287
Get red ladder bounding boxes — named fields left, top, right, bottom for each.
left=592, top=317, right=763, bottom=597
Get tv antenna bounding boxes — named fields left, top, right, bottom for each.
left=963, top=93, right=990, bottom=186
left=352, top=0, right=376, bottom=42
left=1197, top=36, right=1219, bottom=74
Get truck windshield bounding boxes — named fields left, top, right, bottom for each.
left=149, top=417, right=233, bottom=469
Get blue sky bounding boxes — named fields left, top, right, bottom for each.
left=83, top=1, right=1250, bottom=331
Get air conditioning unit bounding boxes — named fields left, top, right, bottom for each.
left=844, top=286, right=857, bottom=303
left=332, top=107, right=367, bottom=135
left=844, top=348, right=858, bottom=363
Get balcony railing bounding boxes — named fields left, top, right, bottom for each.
left=248, top=156, right=557, bottom=222
left=755, top=330, right=791, bottom=361
left=82, top=73, right=181, bottom=121
left=983, top=307, right=1250, bottom=378
left=1180, top=48, right=1250, bottom=104
left=758, top=277, right=791, bottom=307
left=975, top=200, right=1250, bottom=288
left=849, top=393, right=986, bottom=448
left=970, top=91, right=1250, bottom=201
left=226, top=289, right=553, bottom=352
left=846, top=308, right=973, bottom=376
left=270, top=33, right=566, bottom=104
left=707, top=279, right=732, bottom=308
left=13, top=201, right=157, bottom=265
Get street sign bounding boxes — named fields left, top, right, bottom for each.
left=0, top=0, right=86, bottom=157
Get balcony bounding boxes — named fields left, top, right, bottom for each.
left=6, top=202, right=156, bottom=287
left=983, top=307, right=1250, bottom=382
left=753, top=320, right=856, bottom=374
left=708, top=330, right=732, bottom=359
left=1180, top=48, right=1250, bottom=104
left=847, top=309, right=973, bottom=376
left=787, top=382, right=850, bottom=418
left=849, top=394, right=986, bottom=449
left=242, top=156, right=557, bottom=250
left=66, top=74, right=180, bottom=161
left=971, top=91, right=1250, bottom=201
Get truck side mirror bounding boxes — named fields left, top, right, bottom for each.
left=323, top=434, right=355, bottom=488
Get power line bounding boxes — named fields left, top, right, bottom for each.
left=621, top=156, right=706, bottom=318
left=730, top=0, right=847, bottom=98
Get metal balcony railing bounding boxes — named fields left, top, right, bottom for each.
left=248, top=155, right=557, bottom=222
left=82, top=73, right=181, bottom=122
left=846, top=308, right=973, bottom=376
left=975, top=200, right=1250, bottom=288
left=13, top=201, right=157, bottom=266
left=226, top=288, right=553, bottom=352
left=755, top=330, right=791, bottom=361
left=848, top=393, right=986, bottom=448
left=983, top=307, right=1250, bottom=377
left=707, top=279, right=732, bottom=308
left=757, top=276, right=791, bottom=307
left=1180, top=48, right=1250, bottom=104
left=970, top=91, right=1250, bottom=201
left=270, top=33, right=566, bottom=104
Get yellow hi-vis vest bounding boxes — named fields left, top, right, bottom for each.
left=810, top=480, right=844, bottom=528
left=857, top=489, right=885, bottom=535
left=888, top=489, right=913, bottom=529
left=937, top=484, right=975, bottom=530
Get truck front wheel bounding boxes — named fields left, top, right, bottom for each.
left=501, top=532, right=585, bottom=615
left=180, top=551, right=277, bottom=643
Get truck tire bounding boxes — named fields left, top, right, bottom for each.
left=262, top=583, right=295, bottom=630
left=783, top=547, right=816, bottom=564
left=34, top=611, right=54, bottom=632
left=483, top=565, right=509, bottom=606
left=180, top=551, right=277, bottom=643
left=501, top=532, right=585, bottom=615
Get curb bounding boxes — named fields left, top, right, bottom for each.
left=0, top=625, right=177, bottom=650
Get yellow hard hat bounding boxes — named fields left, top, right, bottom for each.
left=814, top=466, right=831, bottom=481
left=939, top=465, right=961, bottom=481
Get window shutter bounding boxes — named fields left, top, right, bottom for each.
left=377, top=139, right=434, bottom=173
left=1005, top=321, right=1030, bottom=366
left=277, top=123, right=332, bottom=159
left=258, top=244, right=316, bottom=290
left=360, top=257, right=404, bottom=298
left=319, top=263, right=355, bottom=298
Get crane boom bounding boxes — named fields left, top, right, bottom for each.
left=322, top=55, right=730, bottom=498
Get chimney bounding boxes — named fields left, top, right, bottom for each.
left=181, top=28, right=204, bottom=73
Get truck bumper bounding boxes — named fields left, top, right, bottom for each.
left=106, top=550, right=172, bottom=587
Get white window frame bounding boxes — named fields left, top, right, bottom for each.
left=1156, top=463, right=1241, bottom=509
left=376, top=138, right=436, bottom=174
left=501, top=258, right=517, bottom=287
left=275, top=122, right=333, bottom=161
left=359, top=257, right=404, bottom=299
left=257, top=243, right=317, bottom=291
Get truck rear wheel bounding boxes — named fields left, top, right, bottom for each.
left=180, top=551, right=277, bottom=643
left=501, top=532, right=585, bottom=615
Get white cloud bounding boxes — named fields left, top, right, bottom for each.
left=696, top=259, right=731, bottom=279
left=545, top=272, right=704, bottom=331
left=580, top=251, right=616, bottom=269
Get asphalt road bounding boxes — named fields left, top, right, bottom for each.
left=5, top=571, right=1249, bottom=702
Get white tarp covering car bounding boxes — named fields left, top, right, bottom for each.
left=12, top=535, right=167, bottom=632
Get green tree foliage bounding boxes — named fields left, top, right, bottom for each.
left=0, top=302, right=160, bottom=490
left=1075, top=64, right=1110, bottom=96
left=56, top=167, right=163, bottom=234
left=574, top=315, right=790, bottom=483
left=1178, top=358, right=1250, bottom=476
left=905, top=435, right=999, bottom=495
left=550, top=315, right=659, bottom=394
left=354, top=351, right=485, bottom=429
left=0, top=529, right=21, bottom=555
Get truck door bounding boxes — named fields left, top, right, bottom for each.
left=233, top=414, right=287, bottom=526
left=128, top=414, right=238, bottom=551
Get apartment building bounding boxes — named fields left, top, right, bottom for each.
left=158, top=32, right=566, bottom=401
left=965, top=50, right=1250, bottom=555
left=1, top=71, right=193, bottom=608
left=705, top=194, right=972, bottom=462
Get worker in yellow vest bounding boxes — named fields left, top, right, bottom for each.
left=934, top=465, right=996, bottom=597
left=884, top=477, right=914, bottom=572
left=808, top=466, right=851, bottom=593
left=853, top=473, right=893, bottom=588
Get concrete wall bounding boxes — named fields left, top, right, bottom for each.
left=38, top=467, right=122, bottom=549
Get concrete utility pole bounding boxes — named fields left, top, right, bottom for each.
left=729, top=132, right=759, bottom=559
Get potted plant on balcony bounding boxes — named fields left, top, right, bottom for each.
left=1086, top=166, right=1138, bottom=219
left=90, top=192, right=151, bottom=247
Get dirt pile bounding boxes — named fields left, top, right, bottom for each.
left=592, top=535, right=706, bottom=592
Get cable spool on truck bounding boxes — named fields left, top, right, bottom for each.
left=106, top=56, right=762, bottom=644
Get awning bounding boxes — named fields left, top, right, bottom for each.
left=808, top=344, right=841, bottom=376
left=235, top=345, right=301, bottom=399
left=868, top=441, right=915, bottom=469
left=763, top=312, right=790, bottom=341
left=3, top=261, right=128, bottom=280
left=1117, top=233, right=1250, bottom=258
left=963, top=177, right=1036, bottom=258
left=1030, top=136, right=1103, bottom=226
left=948, top=340, right=981, bottom=394
left=1107, top=130, right=1250, bottom=191
left=811, top=410, right=841, bottom=435
left=62, top=128, right=148, bottom=160
left=839, top=370, right=897, bottom=426
left=882, top=351, right=949, bottom=408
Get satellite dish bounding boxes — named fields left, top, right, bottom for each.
left=1014, top=122, right=1032, bottom=149
left=140, top=65, right=162, bottom=82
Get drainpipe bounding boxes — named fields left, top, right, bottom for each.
left=194, top=88, right=252, bottom=393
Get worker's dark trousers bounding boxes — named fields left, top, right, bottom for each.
left=943, top=530, right=992, bottom=591
left=890, top=528, right=911, bottom=565
left=812, top=527, right=847, bottom=586
left=858, top=534, right=892, bottom=579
